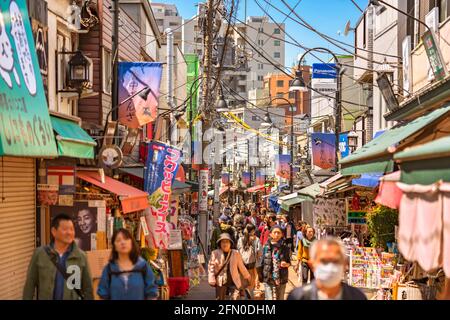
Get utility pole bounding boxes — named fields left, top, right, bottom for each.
left=198, top=0, right=215, bottom=257
left=111, top=0, right=119, bottom=129
left=166, top=29, right=175, bottom=145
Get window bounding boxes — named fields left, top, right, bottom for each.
left=276, top=92, right=284, bottom=98
left=258, top=75, right=264, bottom=81
left=288, top=106, right=297, bottom=112
left=258, top=27, right=264, bottom=33
left=439, top=0, right=450, bottom=22
left=274, top=28, right=280, bottom=34
left=102, top=49, right=112, bottom=94
left=169, top=22, right=179, bottom=27
left=274, top=40, right=281, bottom=46
left=274, top=52, right=280, bottom=58
left=258, top=63, right=264, bottom=70
left=277, top=80, right=284, bottom=87
left=156, top=19, right=164, bottom=25
left=252, top=115, right=258, bottom=121
left=258, top=39, right=264, bottom=46
left=289, top=92, right=296, bottom=99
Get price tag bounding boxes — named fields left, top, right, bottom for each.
left=140, top=216, right=149, bottom=236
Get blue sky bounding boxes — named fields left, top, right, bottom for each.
left=154, top=0, right=368, bottom=66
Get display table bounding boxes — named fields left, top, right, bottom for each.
left=168, top=277, right=190, bottom=298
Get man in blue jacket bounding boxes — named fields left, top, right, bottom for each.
left=288, top=237, right=366, bottom=300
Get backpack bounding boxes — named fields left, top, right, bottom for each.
left=240, top=241, right=256, bottom=269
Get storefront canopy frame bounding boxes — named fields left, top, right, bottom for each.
left=77, top=170, right=149, bottom=213
left=281, top=197, right=306, bottom=211
left=340, top=106, right=450, bottom=175
left=50, top=116, right=97, bottom=159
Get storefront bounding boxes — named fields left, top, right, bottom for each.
left=0, top=0, right=58, bottom=299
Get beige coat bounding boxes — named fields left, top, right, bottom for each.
left=208, top=249, right=251, bottom=289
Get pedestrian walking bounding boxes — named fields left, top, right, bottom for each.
left=23, top=214, right=94, bottom=300
left=262, top=225, right=291, bottom=300
left=97, top=228, right=158, bottom=300
left=237, top=224, right=262, bottom=297
left=246, top=208, right=262, bottom=236
left=210, top=214, right=237, bottom=250
left=295, top=221, right=307, bottom=253
left=297, top=226, right=316, bottom=285
left=259, top=213, right=277, bottom=246
left=208, top=233, right=251, bottom=300
left=282, top=215, right=296, bottom=253
left=288, top=237, right=367, bottom=300
left=233, top=212, right=246, bottom=242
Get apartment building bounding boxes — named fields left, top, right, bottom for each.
left=151, top=2, right=182, bottom=44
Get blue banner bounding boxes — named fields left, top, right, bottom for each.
left=339, top=133, right=350, bottom=158
left=312, top=63, right=337, bottom=79
left=144, top=141, right=183, bottom=201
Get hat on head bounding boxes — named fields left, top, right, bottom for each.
left=216, top=232, right=234, bottom=245
left=219, top=214, right=231, bottom=223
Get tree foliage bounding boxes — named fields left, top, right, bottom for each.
left=366, top=205, right=398, bottom=251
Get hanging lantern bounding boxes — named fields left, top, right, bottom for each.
left=68, top=50, right=90, bottom=88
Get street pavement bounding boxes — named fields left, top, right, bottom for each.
left=181, top=257, right=301, bottom=300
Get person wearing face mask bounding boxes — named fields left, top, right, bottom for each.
left=288, top=237, right=367, bottom=300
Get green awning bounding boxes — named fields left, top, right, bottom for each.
left=50, top=116, right=96, bottom=159
left=297, top=183, right=321, bottom=199
left=394, top=136, right=450, bottom=185
left=340, top=105, right=450, bottom=175
left=281, top=197, right=305, bottom=211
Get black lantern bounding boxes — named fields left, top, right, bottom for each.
left=68, top=50, right=90, bottom=86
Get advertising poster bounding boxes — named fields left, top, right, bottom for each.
left=118, top=62, right=163, bottom=128
left=199, top=169, right=208, bottom=211
left=256, top=170, right=265, bottom=186
left=0, top=0, right=57, bottom=157
left=37, top=184, right=58, bottom=206
left=311, top=133, right=336, bottom=170
left=241, top=172, right=251, bottom=188
left=143, top=142, right=182, bottom=249
left=221, top=173, right=230, bottom=186
left=275, top=154, right=291, bottom=179
left=313, top=197, right=347, bottom=228
left=47, top=166, right=76, bottom=194
left=339, top=133, right=350, bottom=159
left=50, top=202, right=98, bottom=251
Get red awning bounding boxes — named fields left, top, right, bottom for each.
left=245, top=185, right=266, bottom=193
left=77, top=170, right=149, bottom=214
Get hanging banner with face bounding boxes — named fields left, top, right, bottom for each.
left=256, top=170, right=265, bottom=186
left=275, top=154, right=291, bottom=179
left=144, top=141, right=183, bottom=249
left=118, top=62, right=163, bottom=128
left=241, top=172, right=251, bottom=188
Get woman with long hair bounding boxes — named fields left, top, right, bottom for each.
left=297, top=226, right=317, bottom=285
left=237, top=224, right=262, bottom=297
left=97, top=228, right=158, bottom=300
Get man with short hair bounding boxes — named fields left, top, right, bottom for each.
left=288, top=237, right=367, bottom=300
left=23, top=214, right=94, bottom=300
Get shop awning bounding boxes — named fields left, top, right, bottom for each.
left=340, top=106, right=450, bottom=175
left=281, top=197, right=306, bottom=211
left=77, top=170, right=149, bottom=213
left=51, top=116, right=97, bottom=159
left=297, top=183, right=321, bottom=200
left=246, top=185, right=266, bottom=193
left=352, top=173, right=383, bottom=188
left=394, top=136, right=450, bottom=185
left=374, top=171, right=402, bottom=209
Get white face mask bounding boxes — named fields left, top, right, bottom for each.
left=314, top=263, right=344, bottom=288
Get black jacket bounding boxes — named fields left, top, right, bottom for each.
left=288, top=281, right=367, bottom=300
left=262, top=240, right=291, bottom=285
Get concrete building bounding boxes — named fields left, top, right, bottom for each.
left=151, top=2, right=182, bottom=44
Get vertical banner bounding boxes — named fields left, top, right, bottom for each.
left=221, top=173, right=230, bottom=186
left=0, top=0, right=57, bottom=157
left=144, top=142, right=182, bottom=249
left=275, top=155, right=291, bottom=179
left=311, top=133, right=336, bottom=170
left=256, top=171, right=265, bottom=186
left=199, top=169, right=208, bottom=211
left=118, top=62, right=163, bottom=128
left=241, top=172, right=251, bottom=188
left=339, top=133, right=350, bottom=159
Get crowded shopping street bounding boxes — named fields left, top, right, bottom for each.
left=1, top=0, right=450, bottom=306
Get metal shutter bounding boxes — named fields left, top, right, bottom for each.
left=0, top=157, right=36, bottom=300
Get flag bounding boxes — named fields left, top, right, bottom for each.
left=311, top=133, right=336, bottom=170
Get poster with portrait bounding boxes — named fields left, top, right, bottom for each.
left=50, top=202, right=98, bottom=251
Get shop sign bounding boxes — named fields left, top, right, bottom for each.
left=422, top=29, right=448, bottom=81
left=58, top=195, right=73, bottom=206
left=0, top=0, right=57, bottom=157
left=339, top=133, right=350, bottom=159
left=47, top=166, right=75, bottom=194
left=144, top=141, right=183, bottom=249
left=312, top=63, right=337, bottom=79
left=402, top=36, right=411, bottom=97
left=199, top=169, right=208, bottom=211
left=348, top=211, right=367, bottom=225
left=37, top=184, right=58, bottom=205
left=376, top=73, right=399, bottom=112
left=313, top=197, right=347, bottom=228
left=168, top=229, right=183, bottom=250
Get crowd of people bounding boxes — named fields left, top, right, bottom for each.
left=22, top=202, right=367, bottom=301
left=207, top=201, right=367, bottom=301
